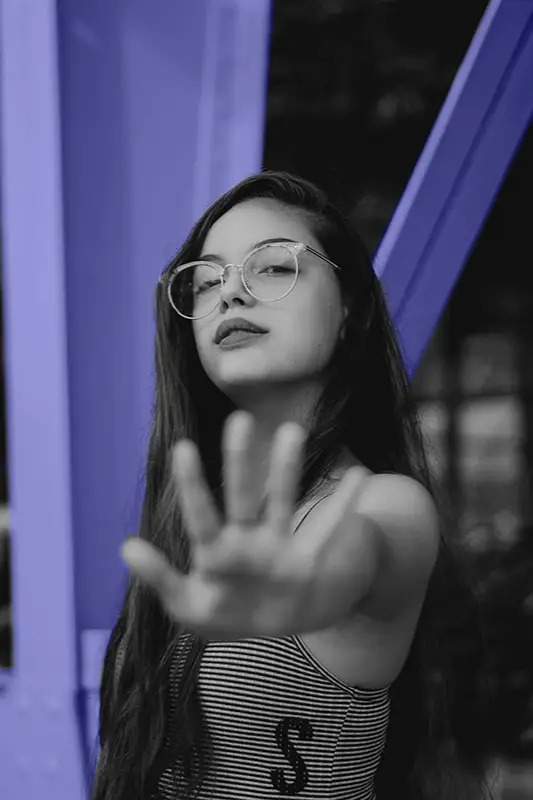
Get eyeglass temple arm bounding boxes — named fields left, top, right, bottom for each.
left=303, top=245, right=341, bottom=272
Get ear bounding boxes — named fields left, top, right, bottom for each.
left=339, top=304, right=350, bottom=340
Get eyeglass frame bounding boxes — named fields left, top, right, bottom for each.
left=160, top=240, right=341, bottom=320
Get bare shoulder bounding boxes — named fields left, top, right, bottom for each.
left=354, top=472, right=440, bottom=618
left=295, top=471, right=440, bottom=683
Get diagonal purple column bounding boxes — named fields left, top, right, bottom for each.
left=377, top=0, right=533, bottom=374
left=59, top=0, right=271, bottom=637
left=65, top=0, right=271, bottom=754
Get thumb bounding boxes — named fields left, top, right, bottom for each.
left=121, top=538, right=178, bottom=603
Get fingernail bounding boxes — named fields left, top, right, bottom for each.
left=283, top=422, right=306, bottom=444
left=120, top=536, right=140, bottom=559
left=121, top=535, right=137, bottom=550
left=232, top=410, right=254, bottom=429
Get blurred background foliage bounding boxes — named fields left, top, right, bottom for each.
left=262, top=0, right=533, bottom=784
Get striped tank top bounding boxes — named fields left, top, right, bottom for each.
left=157, top=490, right=391, bottom=799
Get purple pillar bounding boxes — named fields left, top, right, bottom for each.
left=58, top=0, right=271, bottom=637
left=377, top=0, right=533, bottom=374
left=0, top=1, right=87, bottom=797
left=0, top=0, right=271, bottom=796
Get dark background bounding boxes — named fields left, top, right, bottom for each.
left=261, top=0, right=533, bottom=794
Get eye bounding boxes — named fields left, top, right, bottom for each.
left=258, top=264, right=294, bottom=275
left=194, top=278, right=220, bottom=295
left=192, top=264, right=221, bottom=295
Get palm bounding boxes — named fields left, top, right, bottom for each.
left=122, top=412, right=360, bottom=640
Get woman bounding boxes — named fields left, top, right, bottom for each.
left=92, top=172, right=493, bottom=799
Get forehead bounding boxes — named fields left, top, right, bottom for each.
left=201, top=198, right=322, bottom=261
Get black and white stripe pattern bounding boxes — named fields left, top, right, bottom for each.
left=192, top=634, right=390, bottom=798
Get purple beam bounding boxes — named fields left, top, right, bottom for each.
left=74, top=0, right=270, bottom=773
left=376, top=0, right=533, bottom=375
left=0, top=1, right=86, bottom=798
left=193, top=0, right=272, bottom=217
left=59, top=0, right=210, bottom=641
left=59, top=0, right=271, bottom=640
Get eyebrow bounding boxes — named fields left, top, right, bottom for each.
left=200, top=237, right=297, bottom=263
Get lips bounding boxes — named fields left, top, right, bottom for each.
left=214, top=317, right=268, bottom=345
left=218, top=330, right=267, bottom=349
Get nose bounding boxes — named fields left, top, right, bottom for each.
left=218, top=264, right=255, bottom=309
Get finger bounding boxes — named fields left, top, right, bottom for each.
left=121, top=538, right=217, bottom=627
left=172, top=439, right=221, bottom=544
left=266, top=422, right=306, bottom=533
left=121, top=538, right=183, bottom=608
left=223, top=411, right=261, bottom=525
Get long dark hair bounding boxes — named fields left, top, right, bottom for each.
left=91, top=171, right=495, bottom=800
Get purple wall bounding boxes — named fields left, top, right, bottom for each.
left=0, top=0, right=271, bottom=795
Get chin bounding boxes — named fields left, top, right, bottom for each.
left=214, top=364, right=276, bottom=391
left=201, top=345, right=322, bottom=395
left=208, top=358, right=291, bottom=396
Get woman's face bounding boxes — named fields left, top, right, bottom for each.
left=192, top=199, right=346, bottom=399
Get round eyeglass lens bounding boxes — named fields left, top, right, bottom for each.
left=242, top=245, right=298, bottom=300
left=169, top=262, right=222, bottom=319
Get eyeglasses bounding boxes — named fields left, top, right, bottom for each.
left=161, top=241, right=341, bottom=320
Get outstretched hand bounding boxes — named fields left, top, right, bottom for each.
left=121, top=412, right=364, bottom=640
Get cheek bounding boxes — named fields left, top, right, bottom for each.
left=304, top=289, right=343, bottom=341
left=192, top=322, right=216, bottom=370
left=281, top=298, right=342, bottom=365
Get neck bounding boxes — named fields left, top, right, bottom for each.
left=229, top=381, right=357, bottom=508
left=236, top=382, right=318, bottom=489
